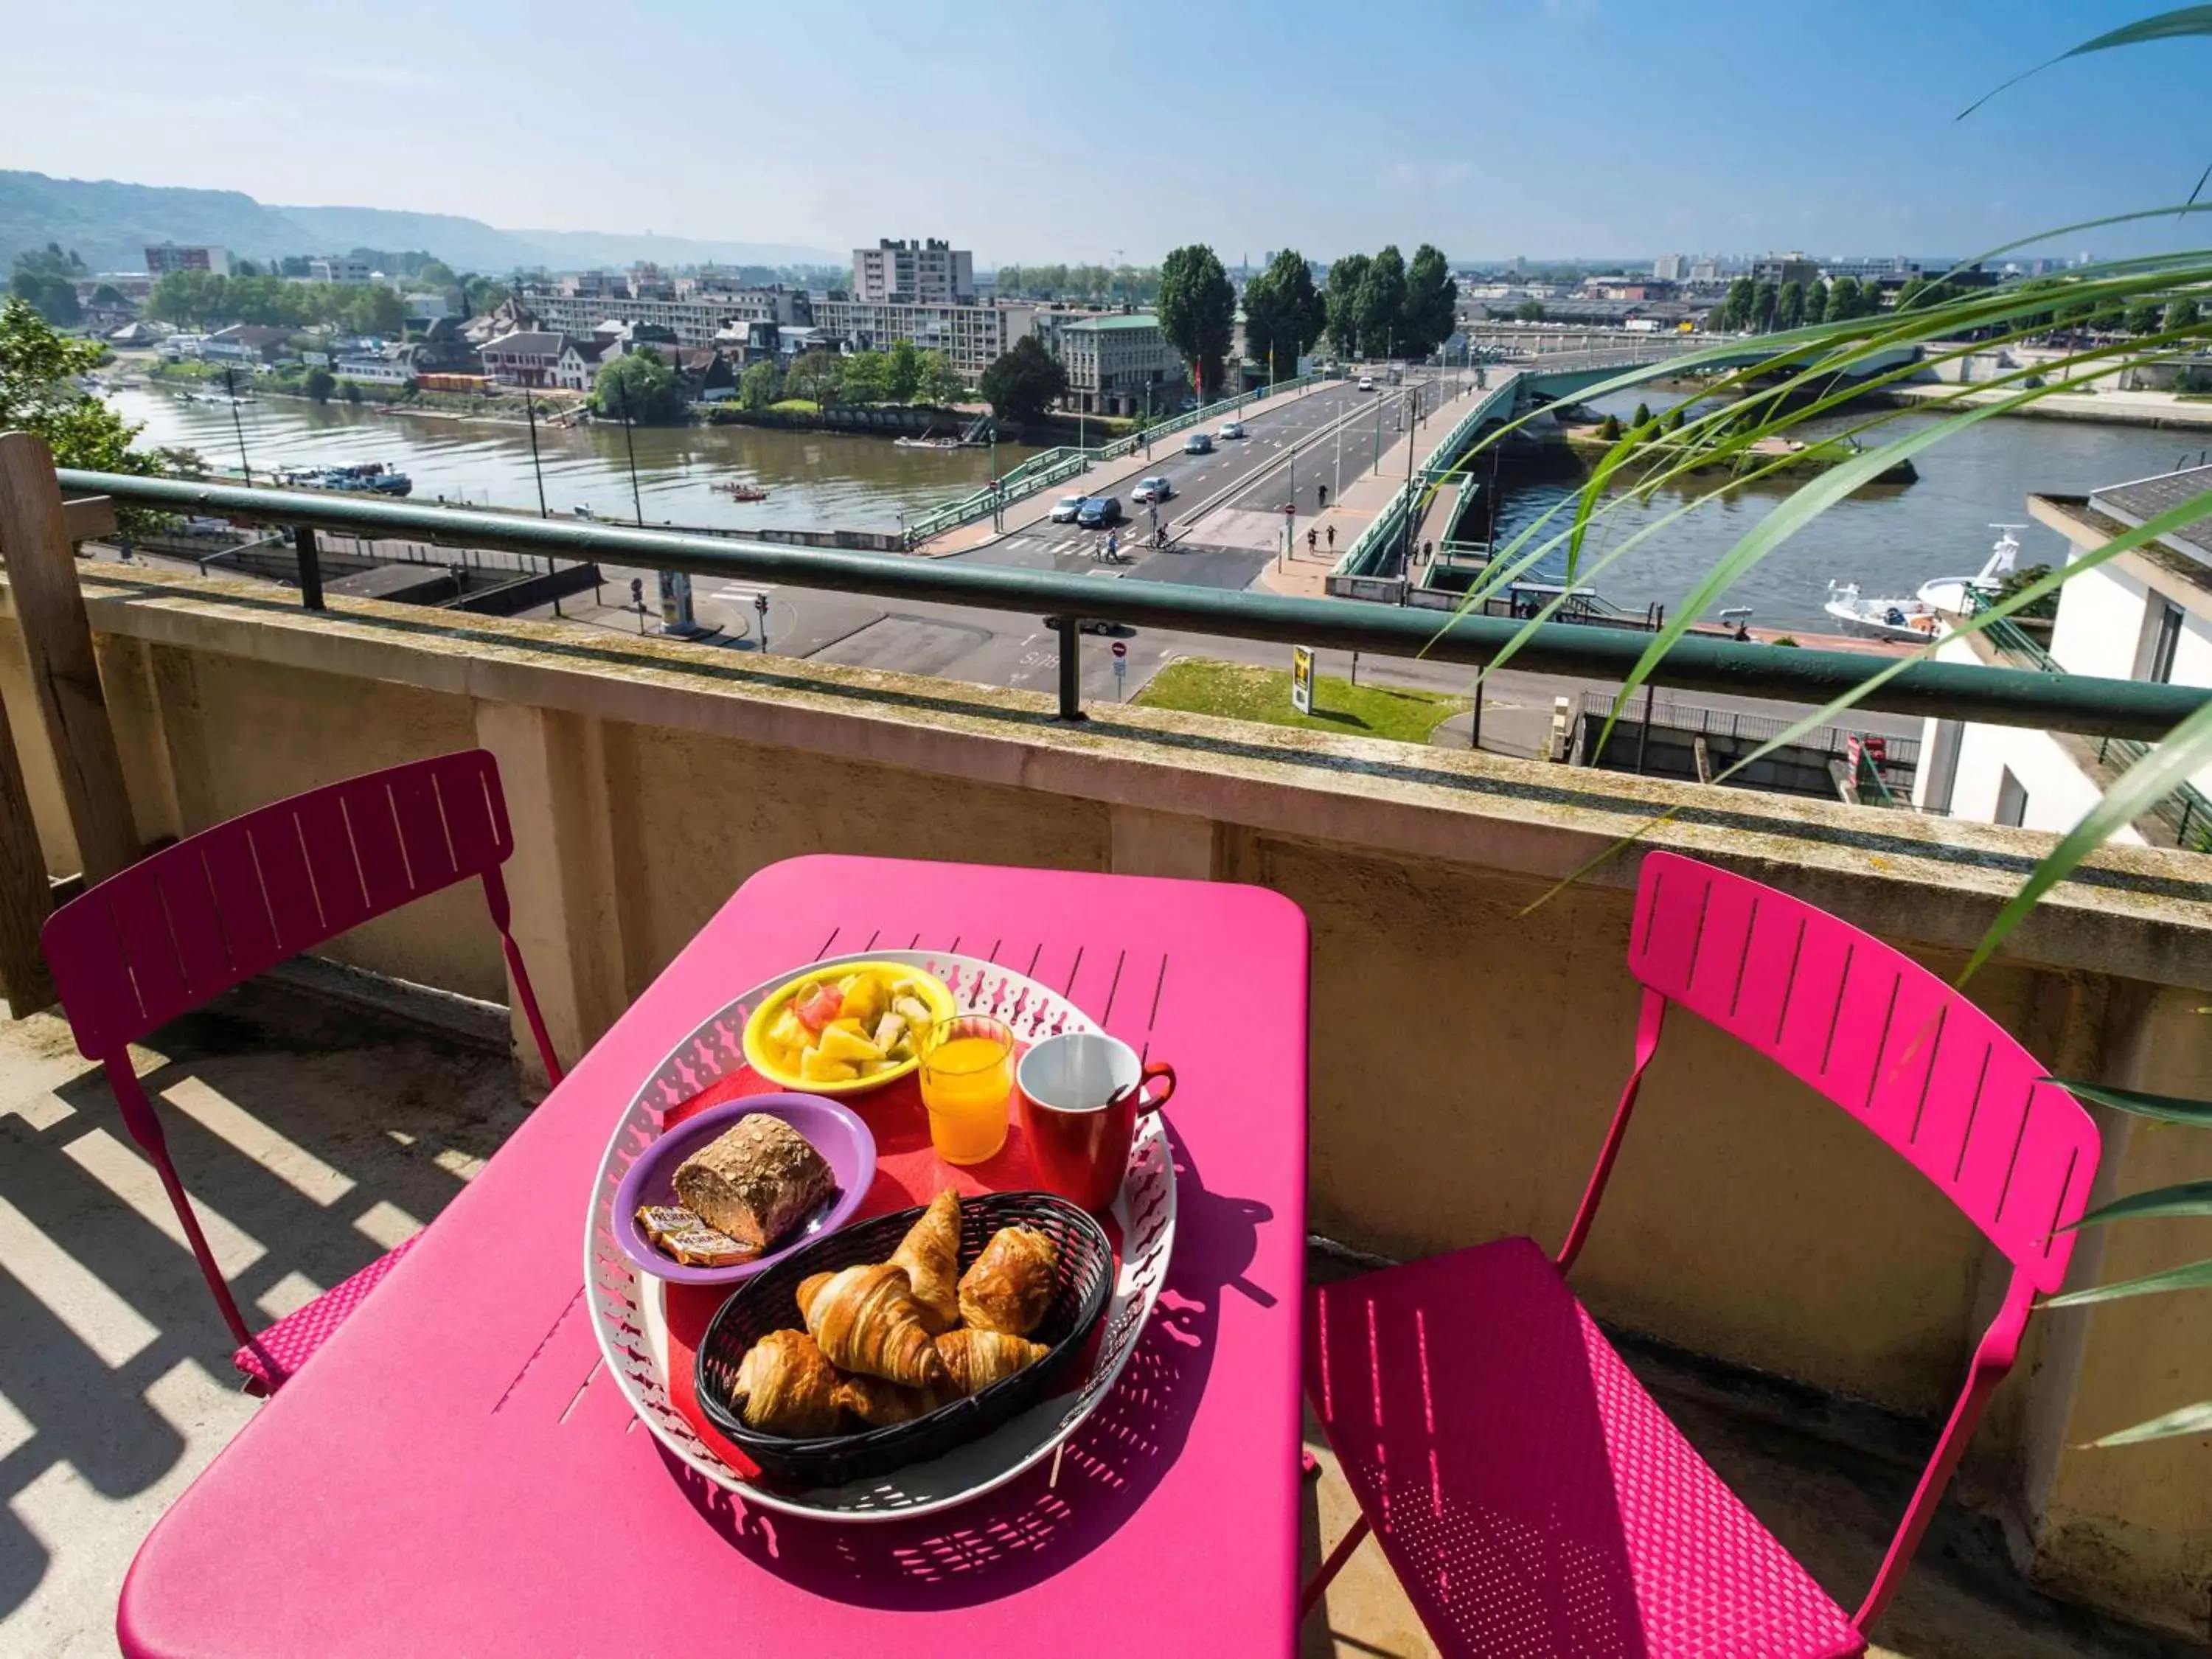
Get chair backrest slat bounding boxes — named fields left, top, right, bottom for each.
left=1628, top=852, right=2098, bottom=1293
left=44, top=751, right=518, bottom=1057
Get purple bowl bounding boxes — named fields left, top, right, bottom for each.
left=611, top=1095, right=876, bottom=1287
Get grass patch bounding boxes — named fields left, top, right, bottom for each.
left=769, top=398, right=821, bottom=415
left=1135, top=658, right=1467, bottom=745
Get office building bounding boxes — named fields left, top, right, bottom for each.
left=1050, top=314, right=1185, bottom=415
left=145, top=243, right=229, bottom=277
left=515, top=282, right=808, bottom=351
left=852, top=238, right=976, bottom=304
left=1652, top=253, right=1686, bottom=282
left=310, top=256, right=375, bottom=285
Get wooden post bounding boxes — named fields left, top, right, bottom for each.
left=0, top=433, right=141, bottom=884
left=0, top=683, right=56, bottom=1015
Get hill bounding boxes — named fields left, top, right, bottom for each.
left=0, top=170, right=841, bottom=276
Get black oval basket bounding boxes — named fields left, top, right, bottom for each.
left=695, top=1192, right=1113, bottom=1486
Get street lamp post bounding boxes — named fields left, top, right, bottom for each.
left=223, top=368, right=251, bottom=485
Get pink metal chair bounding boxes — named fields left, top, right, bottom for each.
left=41, top=748, right=563, bottom=1391
left=1304, top=849, right=2101, bottom=1657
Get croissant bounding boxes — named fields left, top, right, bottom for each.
left=728, top=1329, right=845, bottom=1437
left=833, top=1371, right=949, bottom=1427
left=798, top=1262, right=948, bottom=1389
left=957, top=1225, right=1059, bottom=1336
left=936, top=1327, right=1051, bottom=1395
left=888, top=1189, right=962, bottom=1334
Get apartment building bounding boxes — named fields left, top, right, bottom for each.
left=1051, top=313, right=1184, bottom=415
left=1916, top=463, right=2212, bottom=847
left=516, top=283, right=807, bottom=350
left=310, top=256, right=375, bottom=285
left=852, top=238, right=975, bottom=304
left=145, top=243, right=229, bottom=276
left=479, top=330, right=569, bottom=388
left=810, top=298, right=1034, bottom=378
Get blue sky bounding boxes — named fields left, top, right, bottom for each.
left=5, top=0, right=2207, bottom=263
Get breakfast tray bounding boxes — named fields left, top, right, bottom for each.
left=583, top=949, right=1179, bottom=1522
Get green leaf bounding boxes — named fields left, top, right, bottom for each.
left=2087, top=1399, right=2212, bottom=1447
left=2042, top=1256, right=2212, bottom=1308
left=2066, top=1180, right=2212, bottom=1231
left=2050, top=1079, right=2212, bottom=1127
left=1959, top=6, right=2212, bottom=119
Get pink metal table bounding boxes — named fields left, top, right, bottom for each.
left=119, top=855, right=1310, bottom=1657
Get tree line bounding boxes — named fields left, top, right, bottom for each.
left=10, top=243, right=93, bottom=325
left=1710, top=270, right=2205, bottom=338
left=991, top=264, right=1161, bottom=304
left=147, top=269, right=408, bottom=335
left=1321, top=246, right=1458, bottom=362
left=588, top=339, right=972, bottom=424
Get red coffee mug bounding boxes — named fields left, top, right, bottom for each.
left=1016, top=1032, right=1175, bottom=1213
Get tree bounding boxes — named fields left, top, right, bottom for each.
left=0, top=297, right=159, bottom=487
left=1803, top=281, right=1829, bottom=327
left=1323, top=254, right=1369, bottom=358
left=591, top=346, right=686, bottom=422
left=1750, top=279, right=1778, bottom=333
left=2124, top=300, right=2164, bottom=335
left=2164, top=296, right=2202, bottom=334
left=1716, top=276, right=1755, bottom=330
left=1398, top=243, right=1458, bottom=360
left=785, top=350, right=841, bottom=404
left=345, top=284, right=406, bottom=338
left=1514, top=299, right=1546, bottom=323
left=1665, top=403, right=1687, bottom=432
left=10, top=243, right=86, bottom=327
left=341, top=380, right=364, bottom=404
left=913, top=349, right=966, bottom=406
left=1630, top=401, right=1652, bottom=429
left=838, top=349, right=892, bottom=405
left=1354, top=246, right=1408, bottom=358
left=2090, top=301, right=2126, bottom=333
left=1241, top=247, right=1327, bottom=382
left=1776, top=280, right=1805, bottom=331
left=1597, top=413, right=1622, bottom=441
left=738, top=361, right=782, bottom=411
left=304, top=366, right=336, bottom=403
left=886, top=339, right=921, bottom=403
left=1157, top=244, right=1235, bottom=400
left=976, top=335, right=1067, bottom=423
left=417, top=259, right=457, bottom=294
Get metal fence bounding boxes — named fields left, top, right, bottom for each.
left=902, top=372, right=1332, bottom=543
left=1580, top=690, right=1924, bottom=768
left=58, top=467, right=2212, bottom=742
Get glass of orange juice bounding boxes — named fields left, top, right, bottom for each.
left=919, top=1015, right=1015, bottom=1165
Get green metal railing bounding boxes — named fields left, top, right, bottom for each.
left=902, top=372, right=1332, bottom=543
left=59, top=467, right=2212, bottom=742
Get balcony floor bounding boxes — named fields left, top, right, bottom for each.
left=0, top=977, right=2199, bottom=1659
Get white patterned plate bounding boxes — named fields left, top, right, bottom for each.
left=584, top=950, right=1179, bottom=1522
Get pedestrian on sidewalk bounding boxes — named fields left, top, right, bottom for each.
left=1307, top=527, right=1318, bottom=555
left=1326, top=524, right=1335, bottom=552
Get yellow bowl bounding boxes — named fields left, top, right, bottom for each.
left=742, top=961, right=957, bottom=1096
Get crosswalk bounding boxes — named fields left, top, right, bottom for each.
left=1027, top=534, right=1157, bottom=560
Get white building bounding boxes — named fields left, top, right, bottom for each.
left=518, top=284, right=804, bottom=350
left=1652, top=253, right=1686, bottom=282
left=810, top=298, right=1032, bottom=378
left=852, top=239, right=975, bottom=305
left=145, top=243, right=229, bottom=277
left=310, top=256, right=375, bottom=285
left=1050, top=313, right=1185, bottom=415
left=1916, top=465, right=2212, bottom=848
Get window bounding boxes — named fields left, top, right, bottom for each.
left=2140, top=597, right=2184, bottom=685
left=1994, top=768, right=2029, bottom=828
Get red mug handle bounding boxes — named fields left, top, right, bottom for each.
left=1134, top=1060, right=1175, bottom=1115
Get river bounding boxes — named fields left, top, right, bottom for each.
left=103, top=386, right=1046, bottom=537
left=1486, top=389, right=2212, bottom=630
left=107, top=383, right=2211, bottom=632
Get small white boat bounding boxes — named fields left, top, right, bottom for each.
left=1823, top=526, right=2025, bottom=642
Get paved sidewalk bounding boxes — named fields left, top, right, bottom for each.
left=919, top=378, right=1340, bottom=556
left=1260, top=374, right=1505, bottom=599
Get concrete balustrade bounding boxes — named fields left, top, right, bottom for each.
left=1, top=558, right=2208, bottom=1637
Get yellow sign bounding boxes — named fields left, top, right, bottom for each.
left=1290, top=646, right=1314, bottom=714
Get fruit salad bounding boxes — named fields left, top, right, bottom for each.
left=758, top=969, right=941, bottom=1084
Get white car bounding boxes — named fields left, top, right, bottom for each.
left=1219, top=420, right=1246, bottom=439
left=1357, top=375, right=1376, bottom=392
left=1049, top=494, right=1087, bottom=524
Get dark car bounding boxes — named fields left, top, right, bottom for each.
left=1077, top=495, right=1121, bottom=527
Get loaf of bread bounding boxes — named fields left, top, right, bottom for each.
left=672, top=1114, right=835, bottom=1253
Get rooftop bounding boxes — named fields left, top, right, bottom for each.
left=2093, top=463, right=2212, bottom=566
left=1066, top=313, right=1162, bottom=332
